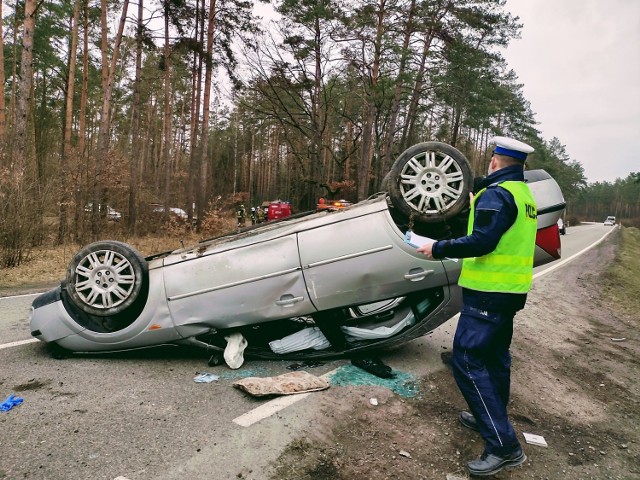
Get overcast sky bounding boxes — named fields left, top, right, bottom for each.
left=501, top=0, right=640, bottom=183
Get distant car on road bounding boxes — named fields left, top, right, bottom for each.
left=604, top=216, right=616, bottom=226
left=84, top=203, right=122, bottom=221
left=149, top=204, right=189, bottom=221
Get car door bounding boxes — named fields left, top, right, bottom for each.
left=297, top=208, right=449, bottom=311
left=162, top=233, right=314, bottom=329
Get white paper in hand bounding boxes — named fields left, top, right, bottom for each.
left=404, top=230, right=435, bottom=248
left=405, top=231, right=458, bottom=262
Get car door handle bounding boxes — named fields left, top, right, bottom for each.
left=275, top=295, right=304, bottom=307
left=404, top=268, right=435, bottom=281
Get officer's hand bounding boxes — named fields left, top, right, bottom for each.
left=469, top=192, right=474, bottom=204
left=416, top=242, right=435, bottom=259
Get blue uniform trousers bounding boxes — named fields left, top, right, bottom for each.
left=452, top=304, right=521, bottom=455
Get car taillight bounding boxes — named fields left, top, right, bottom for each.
left=536, top=223, right=561, bottom=259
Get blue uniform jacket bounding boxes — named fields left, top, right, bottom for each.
left=432, top=164, right=529, bottom=312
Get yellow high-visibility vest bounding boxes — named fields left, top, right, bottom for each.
left=458, top=181, right=537, bottom=293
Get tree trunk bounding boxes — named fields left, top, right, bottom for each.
left=14, top=0, right=37, bottom=179
left=8, top=11, right=18, bottom=144
left=162, top=8, right=172, bottom=222
left=128, top=0, right=144, bottom=234
left=93, top=0, right=129, bottom=237
left=451, top=105, right=461, bottom=146
left=402, top=1, right=451, bottom=149
left=143, top=97, right=155, bottom=178
left=196, top=0, right=216, bottom=231
left=73, top=0, right=90, bottom=241
left=57, top=0, right=81, bottom=244
left=357, top=0, right=385, bottom=201
left=402, top=27, right=435, bottom=149
left=379, top=0, right=415, bottom=186
left=78, top=0, right=88, bottom=158
left=0, top=0, right=6, bottom=147
left=187, top=0, right=204, bottom=222
left=307, top=15, right=324, bottom=210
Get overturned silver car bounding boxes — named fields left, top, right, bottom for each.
left=29, top=142, right=566, bottom=360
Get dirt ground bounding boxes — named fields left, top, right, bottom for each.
left=268, top=232, right=640, bottom=479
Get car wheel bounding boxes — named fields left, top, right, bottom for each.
left=388, top=142, right=473, bottom=223
left=65, top=241, right=148, bottom=317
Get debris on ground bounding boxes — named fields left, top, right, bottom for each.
left=233, top=371, right=330, bottom=397
left=193, top=372, right=220, bottom=383
left=523, top=432, right=548, bottom=447
left=286, top=360, right=326, bottom=371
left=0, top=394, right=24, bottom=412
left=223, top=332, right=248, bottom=369
left=351, top=357, right=395, bottom=378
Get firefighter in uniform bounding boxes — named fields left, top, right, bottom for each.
left=417, top=136, right=537, bottom=477
left=236, top=204, right=247, bottom=229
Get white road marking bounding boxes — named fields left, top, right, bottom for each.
left=233, top=392, right=313, bottom=427
left=232, top=369, right=338, bottom=427
left=0, top=338, right=39, bottom=350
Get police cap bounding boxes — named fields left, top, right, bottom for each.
left=490, top=136, right=534, bottom=161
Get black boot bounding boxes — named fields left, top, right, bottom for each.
left=459, top=411, right=479, bottom=431
left=467, top=448, right=526, bottom=477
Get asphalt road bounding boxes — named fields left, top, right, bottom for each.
left=0, top=223, right=617, bottom=480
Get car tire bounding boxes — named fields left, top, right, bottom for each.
left=387, top=142, right=473, bottom=223
left=65, top=240, right=149, bottom=317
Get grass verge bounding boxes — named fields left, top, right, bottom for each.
left=601, top=226, right=640, bottom=316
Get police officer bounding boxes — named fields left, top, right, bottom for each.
left=417, top=136, right=537, bottom=477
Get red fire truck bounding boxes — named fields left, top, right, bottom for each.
left=267, top=200, right=292, bottom=221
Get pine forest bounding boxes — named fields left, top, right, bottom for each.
left=0, top=0, right=638, bottom=268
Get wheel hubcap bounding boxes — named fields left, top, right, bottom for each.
left=73, top=250, right=136, bottom=310
left=400, top=150, right=465, bottom=214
